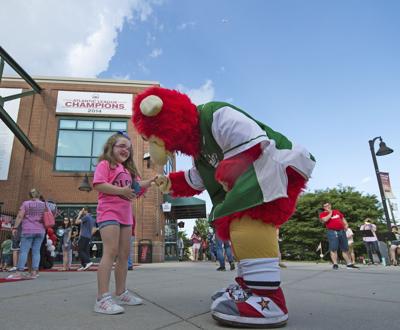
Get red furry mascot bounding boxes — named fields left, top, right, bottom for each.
left=133, top=87, right=315, bottom=328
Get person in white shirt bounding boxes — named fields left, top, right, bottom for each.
left=345, top=225, right=355, bottom=264
left=359, top=218, right=382, bottom=265
left=389, top=225, right=400, bottom=266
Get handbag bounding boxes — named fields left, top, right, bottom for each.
left=43, top=201, right=55, bottom=229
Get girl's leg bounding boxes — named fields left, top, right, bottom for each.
left=63, top=250, right=68, bottom=270
left=68, top=248, right=73, bottom=269
left=115, top=226, right=131, bottom=295
left=390, top=246, right=397, bottom=265
left=13, top=250, right=19, bottom=268
left=97, top=225, right=120, bottom=298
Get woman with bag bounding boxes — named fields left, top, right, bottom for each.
left=10, top=188, right=46, bottom=279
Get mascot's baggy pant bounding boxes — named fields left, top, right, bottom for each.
left=211, top=218, right=288, bottom=327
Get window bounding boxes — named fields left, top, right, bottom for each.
left=55, top=119, right=127, bottom=172
left=163, top=158, right=173, bottom=175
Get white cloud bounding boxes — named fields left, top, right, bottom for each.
left=111, top=73, right=131, bottom=80
left=146, top=32, right=156, bottom=46
left=177, top=21, right=196, bottom=30
left=149, top=48, right=163, bottom=58
left=176, top=80, right=215, bottom=105
left=361, top=177, right=372, bottom=184
left=0, top=0, right=158, bottom=78
left=137, top=61, right=149, bottom=74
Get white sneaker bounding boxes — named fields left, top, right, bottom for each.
left=8, top=267, right=17, bottom=272
left=83, top=262, right=94, bottom=270
left=115, top=289, right=143, bottom=305
left=77, top=266, right=85, bottom=271
left=94, top=295, right=124, bottom=315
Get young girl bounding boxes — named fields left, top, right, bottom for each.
left=93, top=132, right=155, bottom=315
left=61, top=217, right=72, bottom=271
left=190, top=228, right=202, bottom=262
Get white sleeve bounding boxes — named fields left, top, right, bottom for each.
left=184, top=166, right=205, bottom=191
left=211, top=106, right=267, bottom=159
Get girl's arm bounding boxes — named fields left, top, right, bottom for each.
left=138, top=176, right=157, bottom=189
left=134, top=176, right=157, bottom=197
left=94, top=183, right=136, bottom=200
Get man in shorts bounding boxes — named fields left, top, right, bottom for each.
left=319, top=202, right=359, bottom=270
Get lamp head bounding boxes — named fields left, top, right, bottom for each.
left=376, top=140, right=394, bottom=156
left=78, top=174, right=92, bottom=192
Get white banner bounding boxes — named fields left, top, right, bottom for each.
left=380, top=172, right=396, bottom=199
left=0, top=88, right=22, bottom=180
left=56, top=91, right=132, bottom=117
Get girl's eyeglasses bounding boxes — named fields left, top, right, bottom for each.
left=114, top=144, right=131, bottom=151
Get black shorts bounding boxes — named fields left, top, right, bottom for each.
left=11, top=236, right=20, bottom=250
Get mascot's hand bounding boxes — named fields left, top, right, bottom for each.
left=154, top=175, right=172, bottom=193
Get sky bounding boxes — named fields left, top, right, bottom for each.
left=1, top=0, right=400, bottom=234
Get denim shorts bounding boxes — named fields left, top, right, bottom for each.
left=98, top=220, right=131, bottom=230
left=2, top=254, right=12, bottom=266
left=327, top=229, right=349, bottom=252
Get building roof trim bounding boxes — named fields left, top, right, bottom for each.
left=1, top=75, right=159, bottom=88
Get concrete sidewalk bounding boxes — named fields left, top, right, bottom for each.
left=1, top=262, right=399, bottom=330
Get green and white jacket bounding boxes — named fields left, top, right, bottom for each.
left=183, top=102, right=315, bottom=222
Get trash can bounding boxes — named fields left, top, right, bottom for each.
left=138, top=239, right=152, bottom=263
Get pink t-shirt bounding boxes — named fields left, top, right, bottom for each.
left=93, top=160, right=133, bottom=225
left=20, top=200, right=46, bottom=234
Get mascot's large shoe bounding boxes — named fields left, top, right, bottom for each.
left=132, top=87, right=315, bottom=329
left=211, top=287, right=288, bottom=328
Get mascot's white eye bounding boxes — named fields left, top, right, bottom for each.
left=140, top=95, right=163, bottom=117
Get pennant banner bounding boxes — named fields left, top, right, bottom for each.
left=379, top=172, right=396, bottom=199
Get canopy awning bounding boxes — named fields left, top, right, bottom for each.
left=163, top=194, right=207, bottom=219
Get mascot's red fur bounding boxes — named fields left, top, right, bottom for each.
left=133, top=86, right=315, bottom=328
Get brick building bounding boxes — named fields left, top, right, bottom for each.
left=0, top=75, right=175, bottom=262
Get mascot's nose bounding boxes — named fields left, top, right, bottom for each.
left=140, top=95, right=163, bottom=117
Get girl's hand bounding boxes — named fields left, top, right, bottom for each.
left=154, top=175, right=171, bottom=193
left=120, top=185, right=136, bottom=200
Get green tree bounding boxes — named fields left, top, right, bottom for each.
left=280, top=186, right=384, bottom=261
left=195, top=218, right=210, bottom=238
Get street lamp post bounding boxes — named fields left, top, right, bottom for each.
left=368, top=136, right=394, bottom=232
left=78, top=173, right=92, bottom=192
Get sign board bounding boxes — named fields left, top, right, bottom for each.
left=162, top=202, right=172, bottom=212
left=0, top=88, right=21, bottom=180
left=56, top=91, right=132, bottom=117
left=379, top=172, right=396, bottom=199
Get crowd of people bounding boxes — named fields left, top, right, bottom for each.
left=1, top=129, right=399, bottom=322
left=187, top=227, right=235, bottom=271
left=319, top=202, right=400, bottom=268
left=0, top=194, right=99, bottom=276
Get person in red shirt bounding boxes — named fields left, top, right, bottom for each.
left=319, top=202, right=358, bottom=270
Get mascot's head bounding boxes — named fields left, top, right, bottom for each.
left=133, top=87, right=200, bottom=165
